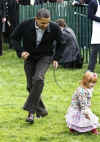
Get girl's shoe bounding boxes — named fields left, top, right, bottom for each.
left=91, top=129, right=99, bottom=135
left=70, top=128, right=76, bottom=133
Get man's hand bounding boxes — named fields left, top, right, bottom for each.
left=53, top=60, right=59, bottom=69
left=21, top=51, right=30, bottom=60
left=2, top=17, right=6, bottom=23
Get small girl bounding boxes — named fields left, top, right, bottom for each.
left=65, top=71, right=100, bottom=135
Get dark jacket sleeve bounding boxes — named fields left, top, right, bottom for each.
left=0, top=0, right=8, bottom=18
left=0, top=1, right=2, bottom=18
left=2, top=0, right=7, bottom=18
left=88, top=0, right=100, bottom=22
left=10, top=21, right=25, bottom=57
left=53, top=25, right=66, bottom=61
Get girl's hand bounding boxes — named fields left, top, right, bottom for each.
left=85, top=113, right=90, bottom=120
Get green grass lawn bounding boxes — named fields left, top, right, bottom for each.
left=0, top=49, right=100, bottom=142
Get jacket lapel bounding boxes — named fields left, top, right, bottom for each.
left=31, top=19, right=37, bottom=46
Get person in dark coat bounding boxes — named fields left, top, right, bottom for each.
left=10, top=8, right=65, bottom=124
left=87, top=0, right=100, bottom=72
left=0, top=0, right=8, bottom=55
left=55, top=18, right=83, bottom=68
left=4, top=0, right=19, bottom=49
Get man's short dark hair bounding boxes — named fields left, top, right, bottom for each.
left=56, top=19, right=66, bottom=27
left=36, top=8, right=50, bottom=19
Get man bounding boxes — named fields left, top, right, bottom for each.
left=10, top=8, right=64, bottom=124
left=87, top=0, right=100, bottom=72
left=0, top=0, right=8, bottom=55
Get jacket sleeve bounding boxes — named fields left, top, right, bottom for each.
left=0, top=0, right=7, bottom=18
left=53, top=25, right=66, bottom=61
left=10, top=22, right=25, bottom=57
left=88, top=0, right=100, bottom=22
left=2, top=0, right=8, bottom=18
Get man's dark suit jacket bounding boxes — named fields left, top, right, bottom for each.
left=10, top=19, right=64, bottom=61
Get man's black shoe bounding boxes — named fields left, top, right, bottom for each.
left=26, top=113, right=34, bottom=124
left=36, top=110, right=48, bottom=118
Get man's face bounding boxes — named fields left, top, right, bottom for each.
left=35, top=17, right=50, bottom=30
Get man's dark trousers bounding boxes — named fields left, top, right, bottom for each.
left=88, top=44, right=100, bottom=72
left=23, top=56, right=52, bottom=114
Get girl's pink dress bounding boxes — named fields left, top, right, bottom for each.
left=65, top=87, right=100, bottom=132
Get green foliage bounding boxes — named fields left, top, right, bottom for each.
left=0, top=49, right=100, bottom=142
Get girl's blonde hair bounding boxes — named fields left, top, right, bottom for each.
left=80, top=71, right=98, bottom=88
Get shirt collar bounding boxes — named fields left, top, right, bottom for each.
left=35, top=21, right=39, bottom=29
